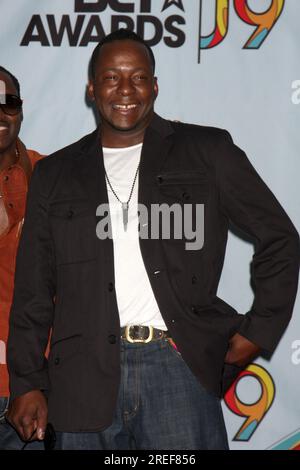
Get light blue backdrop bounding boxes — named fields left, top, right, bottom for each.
left=1, top=0, right=299, bottom=450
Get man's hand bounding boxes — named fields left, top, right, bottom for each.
left=225, top=332, right=261, bottom=367
left=6, top=390, right=48, bottom=442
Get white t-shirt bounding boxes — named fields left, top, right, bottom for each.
left=103, top=143, right=167, bottom=330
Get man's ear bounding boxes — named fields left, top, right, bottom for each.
left=154, top=77, right=159, bottom=100
left=87, top=81, right=95, bottom=101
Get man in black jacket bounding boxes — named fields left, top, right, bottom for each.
left=6, top=30, right=300, bottom=450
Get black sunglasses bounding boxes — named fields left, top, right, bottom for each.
left=0, top=94, right=23, bottom=115
left=21, top=423, right=56, bottom=451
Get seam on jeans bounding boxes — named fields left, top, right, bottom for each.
left=131, top=348, right=140, bottom=418
left=135, top=348, right=140, bottom=414
left=124, top=348, right=140, bottom=420
left=122, top=348, right=129, bottom=417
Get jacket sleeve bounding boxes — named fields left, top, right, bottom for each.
left=215, top=131, right=300, bottom=352
left=7, top=161, right=55, bottom=400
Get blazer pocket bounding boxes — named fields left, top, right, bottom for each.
left=49, top=199, right=97, bottom=265
left=156, top=170, right=209, bottom=202
left=49, top=198, right=93, bottom=218
left=49, top=334, right=83, bottom=368
left=157, top=170, right=206, bottom=185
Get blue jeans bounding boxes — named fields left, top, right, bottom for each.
left=0, top=397, right=44, bottom=450
left=56, top=338, right=229, bottom=450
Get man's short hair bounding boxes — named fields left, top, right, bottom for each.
left=90, top=29, right=156, bottom=80
left=0, top=66, right=21, bottom=97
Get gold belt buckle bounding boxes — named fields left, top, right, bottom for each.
left=124, top=325, right=154, bottom=343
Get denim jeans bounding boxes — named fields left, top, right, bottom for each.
left=56, top=337, right=229, bottom=450
left=0, top=397, right=44, bottom=450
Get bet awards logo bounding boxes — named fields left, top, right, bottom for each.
left=20, top=0, right=285, bottom=62
left=21, top=0, right=186, bottom=48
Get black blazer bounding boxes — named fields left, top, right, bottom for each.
left=7, top=114, right=300, bottom=432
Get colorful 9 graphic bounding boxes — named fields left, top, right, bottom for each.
left=200, top=0, right=285, bottom=50
left=224, top=364, right=275, bottom=441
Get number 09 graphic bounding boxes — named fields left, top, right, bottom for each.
left=199, top=0, right=285, bottom=50
left=224, top=364, right=275, bottom=441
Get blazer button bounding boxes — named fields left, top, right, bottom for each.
left=108, top=334, right=116, bottom=344
left=191, top=305, right=198, bottom=314
left=157, top=175, right=163, bottom=184
left=54, top=357, right=60, bottom=365
left=108, top=282, right=114, bottom=292
left=192, top=275, right=197, bottom=284
left=67, top=209, right=74, bottom=218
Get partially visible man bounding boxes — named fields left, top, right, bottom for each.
left=0, top=66, right=43, bottom=450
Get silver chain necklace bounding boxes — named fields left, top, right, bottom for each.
left=104, top=158, right=141, bottom=232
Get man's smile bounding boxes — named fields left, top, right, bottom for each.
left=112, top=103, right=140, bottom=113
left=0, top=121, right=10, bottom=133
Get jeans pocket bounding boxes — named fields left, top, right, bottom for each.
left=165, top=338, right=183, bottom=359
left=0, top=397, right=9, bottom=423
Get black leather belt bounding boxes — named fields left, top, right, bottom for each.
left=121, top=325, right=170, bottom=343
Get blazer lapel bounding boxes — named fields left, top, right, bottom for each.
left=71, top=128, right=108, bottom=212
left=138, top=113, right=174, bottom=207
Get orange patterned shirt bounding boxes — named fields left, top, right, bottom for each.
left=0, top=140, right=42, bottom=397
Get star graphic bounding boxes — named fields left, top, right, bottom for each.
left=161, top=0, right=185, bottom=13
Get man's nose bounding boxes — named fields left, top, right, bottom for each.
left=117, top=77, right=135, bottom=95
